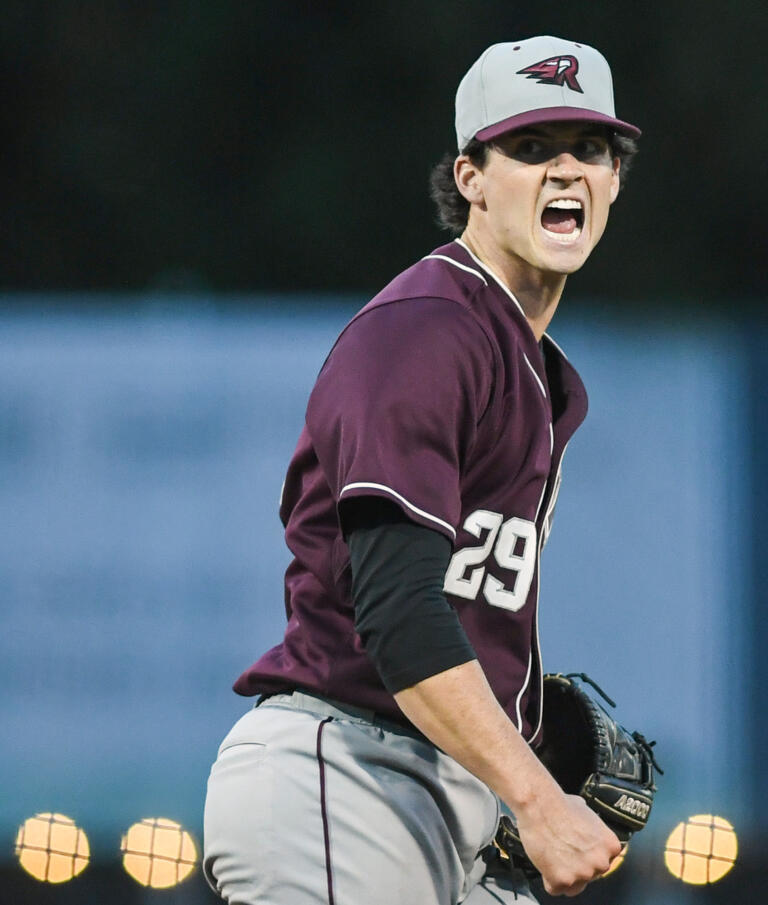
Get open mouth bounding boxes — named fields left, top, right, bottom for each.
left=541, top=199, right=584, bottom=242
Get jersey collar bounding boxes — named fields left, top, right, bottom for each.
left=453, top=238, right=529, bottom=322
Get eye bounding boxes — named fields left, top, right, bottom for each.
left=574, top=138, right=609, bottom=160
left=517, top=138, right=545, bottom=156
left=505, top=138, right=551, bottom=163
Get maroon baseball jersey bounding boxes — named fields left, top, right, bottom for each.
left=234, top=239, right=588, bottom=743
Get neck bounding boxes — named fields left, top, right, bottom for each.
left=459, top=230, right=566, bottom=342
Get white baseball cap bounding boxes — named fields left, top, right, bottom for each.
left=455, top=36, right=641, bottom=150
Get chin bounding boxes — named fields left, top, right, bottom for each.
left=540, top=249, right=591, bottom=275
left=561, top=255, right=591, bottom=274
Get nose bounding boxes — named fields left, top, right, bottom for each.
left=545, top=152, right=583, bottom=185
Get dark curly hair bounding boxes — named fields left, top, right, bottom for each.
left=429, top=133, right=639, bottom=235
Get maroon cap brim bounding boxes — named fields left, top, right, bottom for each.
left=475, top=106, right=641, bottom=140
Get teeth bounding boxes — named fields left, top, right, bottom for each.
left=548, top=227, right=582, bottom=243
left=546, top=199, right=583, bottom=210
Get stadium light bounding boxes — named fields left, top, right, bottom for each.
left=664, top=814, right=737, bottom=884
left=121, top=817, right=198, bottom=888
left=14, top=812, right=90, bottom=883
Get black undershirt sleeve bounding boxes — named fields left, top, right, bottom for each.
left=342, top=497, right=477, bottom=694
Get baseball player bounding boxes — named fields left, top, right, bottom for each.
left=204, top=35, right=640, bottom=905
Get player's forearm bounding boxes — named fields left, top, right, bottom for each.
left=394, top=659, right=561, bottom=815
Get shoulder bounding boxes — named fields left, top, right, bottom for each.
left=334, top=241, right=498, bottom=356
left=366, top=240, right=491, bottom=315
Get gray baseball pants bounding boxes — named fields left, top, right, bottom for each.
left=203, top=690, right=537, bottom=905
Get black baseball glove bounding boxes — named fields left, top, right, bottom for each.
left=495, top=673, right=662, bottom=877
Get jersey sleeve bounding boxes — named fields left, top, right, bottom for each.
left=305, top=297, right=494, bottom=542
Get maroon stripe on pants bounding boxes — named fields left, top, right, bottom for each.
left=316, top=717, right=336, bottom=905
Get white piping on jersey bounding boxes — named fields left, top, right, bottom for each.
left=523, top=353, right=547, bottom=399
left=541, top=446, right=567, bottom=542
left=454, top=239, right=527, bottom=319
left=421, top=254, right=488, bottom=285
left=340, top=482, right=456, bottom=539
left=543, top=332, right=570, bottom=361
left=528, top=540, right=545, bottom=746
left=534, top=479, right=548, bottom=522
left=515, top=650, right=533, bottom=734
left=431, top=243, right=573, bottom=744
left=549, top=422, right=554, bottom=455
left=528, top=439, right=572, bottom=745
left=528, top=589, right=544, bottom=746
left=452, top=240, right=576, bottom=369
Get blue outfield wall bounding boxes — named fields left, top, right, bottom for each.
left=0, top=300, right=754, bottom=861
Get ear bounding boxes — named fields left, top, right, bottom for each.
left=454, top=155, right=485, bottom=205
left=609, top=156, right=621, bottom=204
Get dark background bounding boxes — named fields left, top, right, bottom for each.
left=3, top=4, right=767, bottom=904
left=3, top=0, right=764, bottom=299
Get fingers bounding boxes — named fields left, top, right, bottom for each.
left=538, top=815, right=620, bottom=895
left=544, top=877, right=588, bottom=897
left=541, top=862, right=603, bottom=895
left=542, top=857, right=609, bottom=897
left=543, top=858, right=612, bottom=896
left=601, top=842, right=628, bottom=877
left=515, top=790, right=624, bottom=895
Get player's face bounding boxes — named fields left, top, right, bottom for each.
left=464, top=123, right=620, bottom=277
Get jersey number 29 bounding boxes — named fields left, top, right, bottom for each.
left=443, top=510, right=536, bottom=612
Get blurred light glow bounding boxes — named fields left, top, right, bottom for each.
left=15, top=812, right=89, bottom=883
left=665, top=814, right=737, bottom=884
left=121, top=817, right=197, bottom=888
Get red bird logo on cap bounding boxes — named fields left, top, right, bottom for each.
left=517, top=55, right=584, bottom=93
